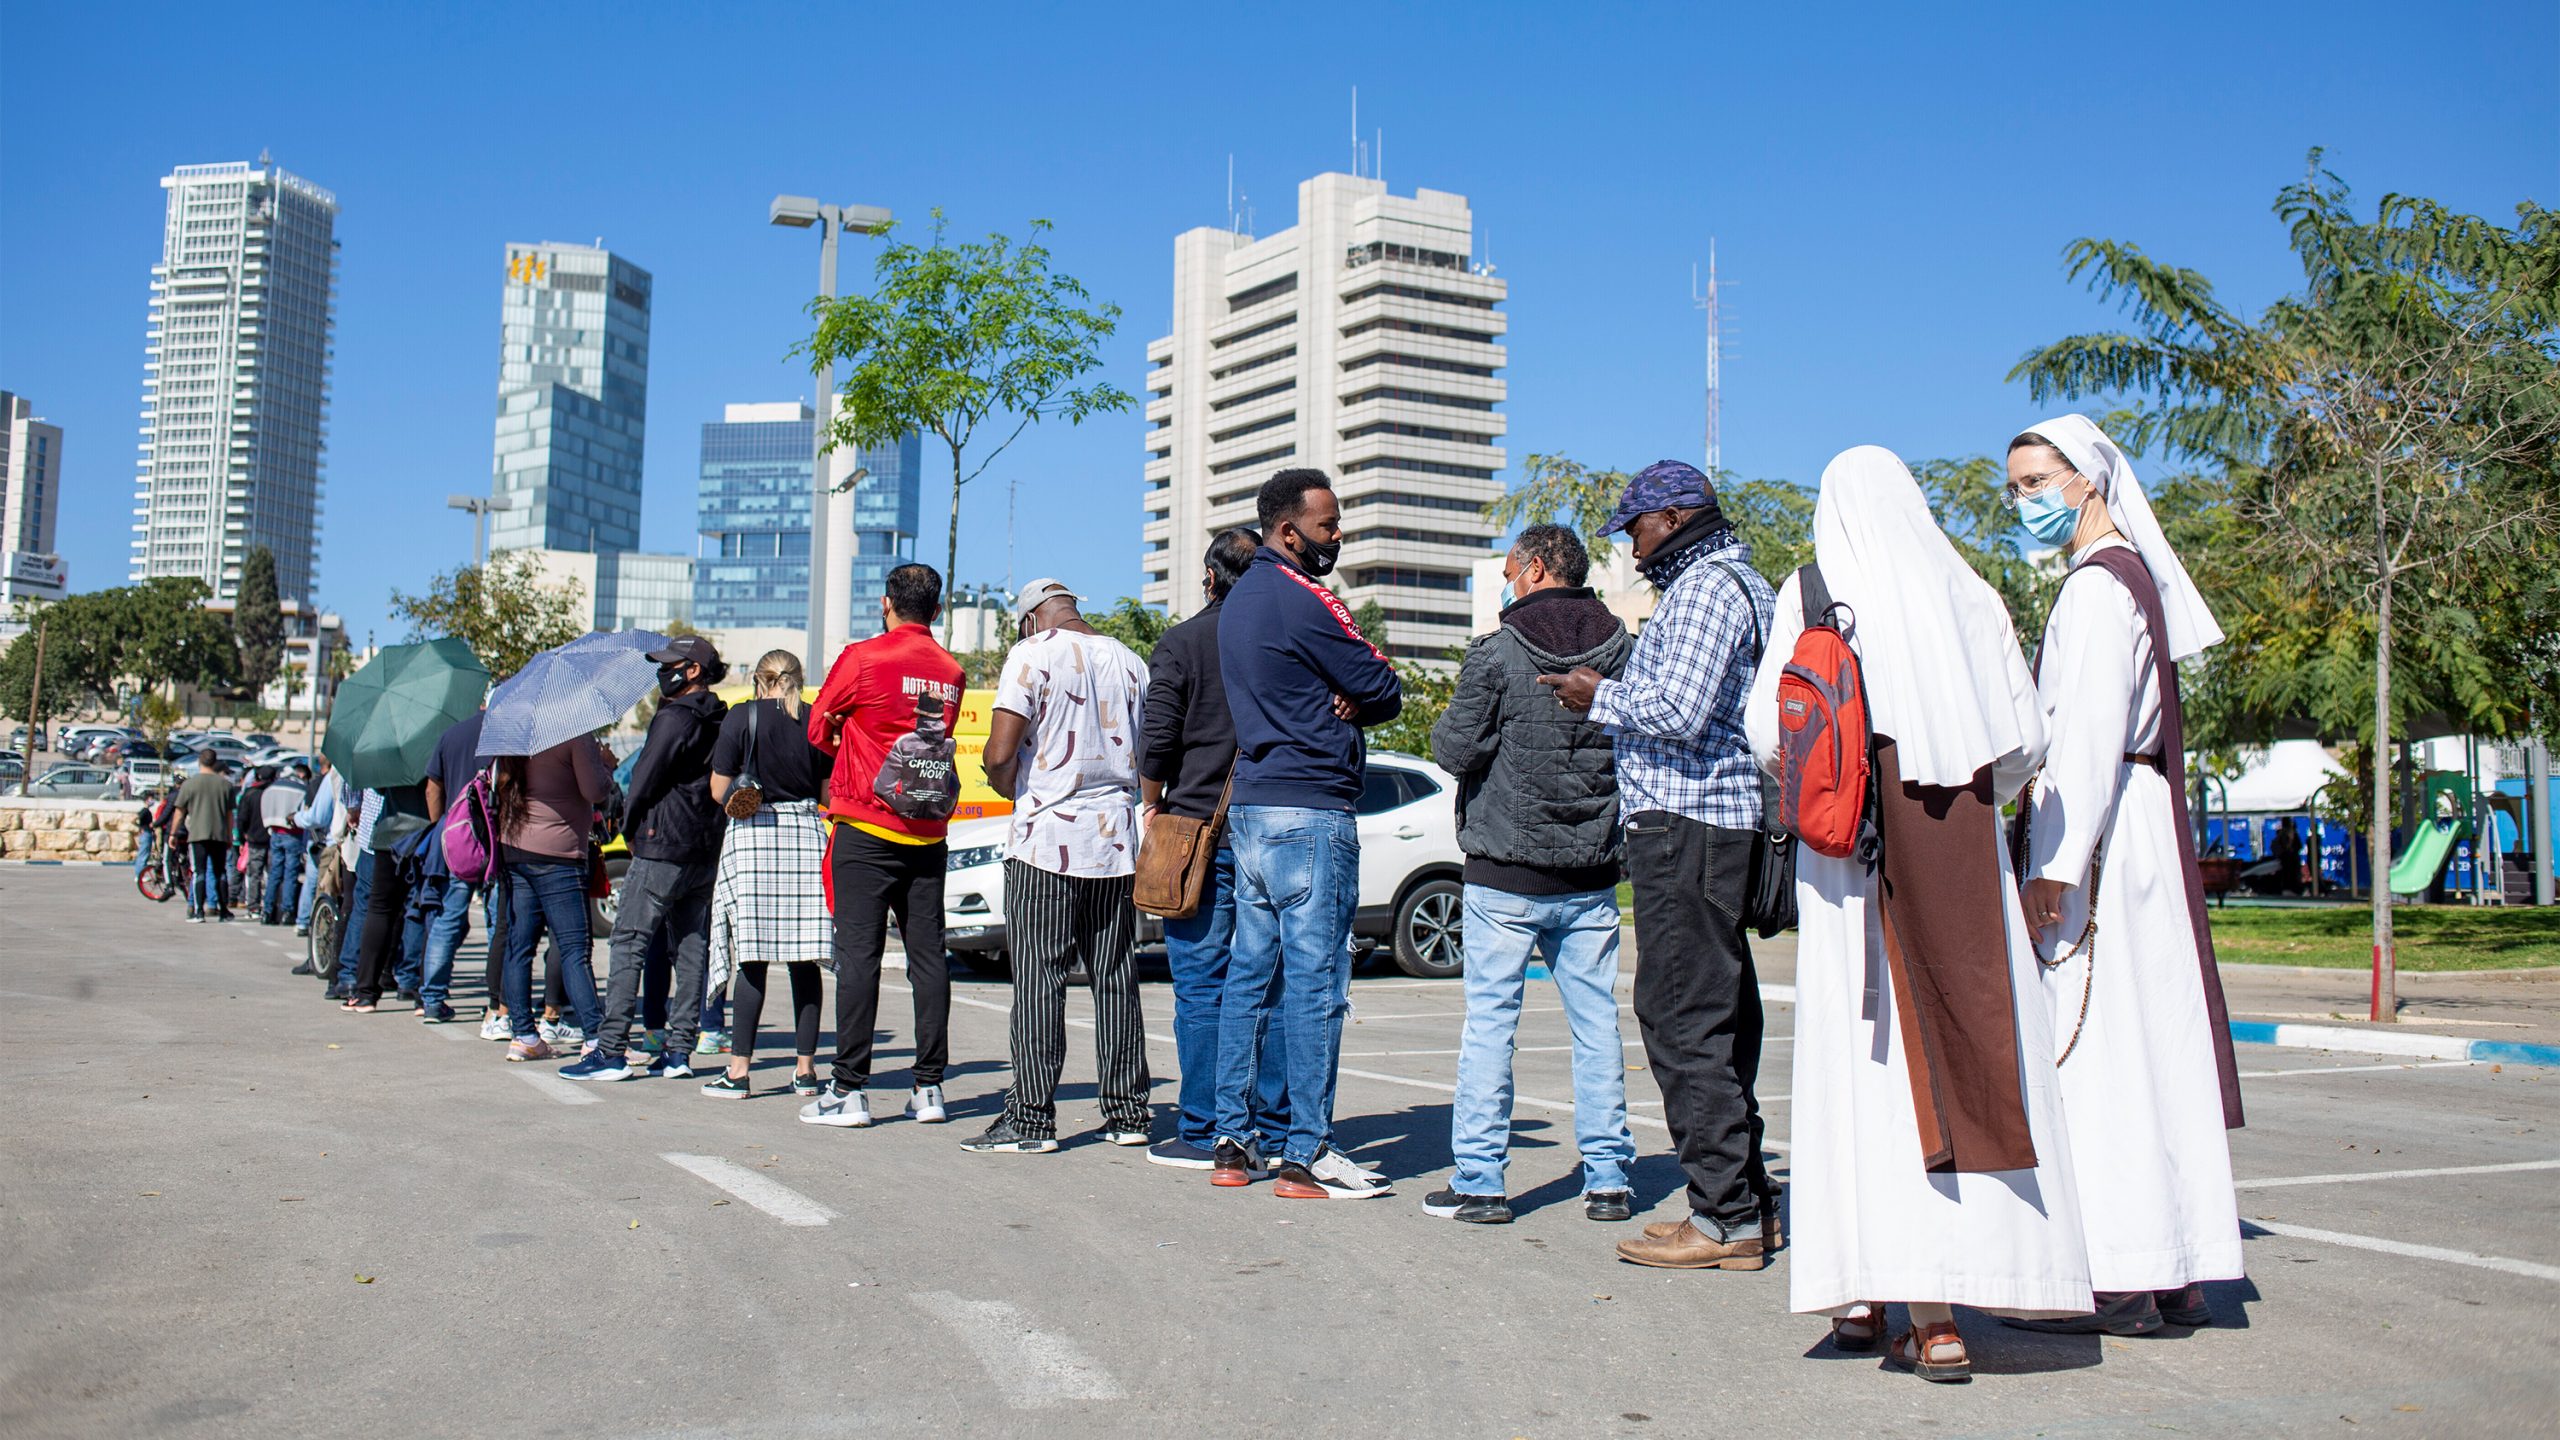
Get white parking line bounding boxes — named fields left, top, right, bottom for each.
left=2236, top=1060, right=2478, bottom=1079
left=2247, top=1219, right=2560, bottom=1284
left=512, top=1070, right=601, bottom=1106
left=660, top=1153, right=839, bottom=1226
left=2236, top=1158, right=2560, bottom=1190
left=910, top=1292, right=1124, bottom=1407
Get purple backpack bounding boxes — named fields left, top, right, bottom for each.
left=439, top=766, right=498, bottom=885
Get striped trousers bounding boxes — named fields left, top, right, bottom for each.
left=1002, top=860, right=1151, bottom=1138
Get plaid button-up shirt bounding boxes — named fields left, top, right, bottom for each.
left=1590, top=533, right=1775, bottom=830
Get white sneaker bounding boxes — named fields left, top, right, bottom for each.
left=536, top=1019, right=566, bottom=1045
left=1276, top=1145, right=1392, bottom=1200
left=904, top=1085, right=948, bottom=1124
left=800, top=1085, right=873, bottom=1128
left=479, top=1013, right=511, bottom=1042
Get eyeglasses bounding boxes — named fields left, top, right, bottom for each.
left=2004, top=465, right=2078, bottom=502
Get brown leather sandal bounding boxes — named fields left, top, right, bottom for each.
left=1886, top=1319, right=1972, bottom=1382
left=1830, top=1303, right=1883, bottom=1353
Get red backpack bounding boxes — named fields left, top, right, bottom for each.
left=1775, top=564, right=1879, bottom=862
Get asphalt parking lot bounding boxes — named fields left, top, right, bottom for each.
left=2, top=865, right=2553, bottom=1438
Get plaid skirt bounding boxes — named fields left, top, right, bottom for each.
left=708, top=798, right=833, bottom=990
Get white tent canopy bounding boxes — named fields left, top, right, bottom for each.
left=2211, top=740, right=2349, bottom=813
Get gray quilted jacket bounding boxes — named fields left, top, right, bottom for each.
left=1429, top=588, right=1633, bottom=873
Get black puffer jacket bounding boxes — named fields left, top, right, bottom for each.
left=1430, top=587, right=1633, bottom=893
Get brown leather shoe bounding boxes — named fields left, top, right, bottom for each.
left=1615, top=1219, right=1766, bottom=1270
left=1645, top=1200, right=1783, bottom=1249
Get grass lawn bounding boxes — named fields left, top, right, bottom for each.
left=2210, top=903, right=2560, bottom=971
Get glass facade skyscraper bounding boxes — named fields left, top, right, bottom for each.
left=131, top=158, right=338, bottom=602
left=486, top=242, right=651, bottom=556
left=694, top=403, right=920, bottom=638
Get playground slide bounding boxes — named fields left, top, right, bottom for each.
left=2389, top=820, right=2461, bottom=896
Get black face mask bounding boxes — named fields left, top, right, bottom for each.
left=656, top=664, right=692, bottom=698
left=1290, top=533, right=1342, bottom=578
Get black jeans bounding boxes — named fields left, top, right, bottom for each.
left=600, top=857, right=714, bottom=1059
left=352, top=851, right=416, bottom=1005
left=1626, top=809, right=1777, bottom=1234
left=829, top=828, right=949, bottom=1091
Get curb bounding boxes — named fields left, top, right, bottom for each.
left=2225, top=1019, right=2560, bottom=1068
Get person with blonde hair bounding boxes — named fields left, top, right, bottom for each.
left=1745, top=444, right=2092, bottom=1381
left=700, top=650, right=837, bottom=1098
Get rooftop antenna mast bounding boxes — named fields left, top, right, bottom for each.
left=1351, top=87, right=1362, bottom=176
left=1691, top=240, right=1727, bottom=474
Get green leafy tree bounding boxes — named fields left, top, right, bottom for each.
left=798, top=213, right=1135, bottom=596
left=1487, top=452, right=1816, bottom=588
left=3, top=578, right=239, bottom=728
left=2010, top=154, right=2560, bottom=1016
left=389, top=549, right=587, bottom=682
left=233, top=545, right=285, bottom=699
left=1371, top=658, right=1462, bottom=761
left=1087, top=597, right=1173, bottom=658
left=1350, top=600, right=1390, bottom=654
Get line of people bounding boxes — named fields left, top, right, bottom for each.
left=161, top=421, right=2241, bottom=1384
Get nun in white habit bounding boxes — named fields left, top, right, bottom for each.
left=2002, top=414, right=2245, bottom=1338
left=1746, top=446, right=2092, bottom=1383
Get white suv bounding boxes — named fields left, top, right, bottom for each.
left=942, top=752, right=1467, bottom=979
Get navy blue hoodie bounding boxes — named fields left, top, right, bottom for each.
left=1218, top=546, right=1403, bottom=810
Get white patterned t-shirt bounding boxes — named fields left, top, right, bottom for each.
left=992, top=628, right=1152, bottom=878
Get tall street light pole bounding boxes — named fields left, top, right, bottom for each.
left=770, top=195, right=893, bottom=668
left=446, top=494, right=516, bottom=570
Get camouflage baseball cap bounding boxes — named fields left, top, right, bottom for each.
left=1599, top=459, right=1714, bottom=536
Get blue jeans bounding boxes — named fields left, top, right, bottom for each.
left=502, top=858, right=601, bottom=1041
left=1451, top=885, right=1635, bottom=1197
left=1214, top=806, right=1360, bottom=1166
left=298, top=844, right=322, bottom=925
left=134, top=832, right=155, bottom=878
left=264, top=832, right=307, bottom=921
left=336, top=850, right=374, bottom=989
left=417, top=875, right=491, bottom=1012
left=1166, top=846, right=1288, bottom=1148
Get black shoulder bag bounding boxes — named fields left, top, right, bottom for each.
left=1714, top=560, right=1797, bottom=938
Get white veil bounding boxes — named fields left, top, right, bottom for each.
left=1812, top=446, right=2038, bottom=788
left=2016, top=413, right=2224, bottom=660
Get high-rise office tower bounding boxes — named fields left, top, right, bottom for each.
left=486, top=241, right=652, bottom=557
left=1141, top=172, right=1506, bottom=662
left=694, top=402, right=919, bottom=642
left=2, top=391, right=67, bottom=607
left=130, top=157, right=339, bottom=601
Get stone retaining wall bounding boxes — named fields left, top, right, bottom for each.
left=0, top=798, right=142, bottom=862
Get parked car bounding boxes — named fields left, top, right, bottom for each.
left=242, top=732, right=282, bottom=752
left=0, top=755, right=24, bottom=781
left=27, top=764, right=120, bottom=800
left=61, top=725, right=124, bottom=758
left=117, top=757, right=171, bottom=795
left=196, top=734, right=254, bottom=758
left=941, top=752, right=1468, bottom=980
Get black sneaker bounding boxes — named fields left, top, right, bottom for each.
left=289, top=961, right=316, bottom=976
left=790, top=1071, right=824, bottom=1096
left=419, top=1004, right=457, bottom=1024
left=323, top=984, right=346, bottom=1001
left=1210, top=1137, right=1260, bottom=1187
left=700, top=1071, right=753, bottom=1099
left=1422, top=1188, right=1513, bottom=1223
left=1584, top=1190, right=1634, bottom=1222
left=961, top=1118, right=1059, bottom=1155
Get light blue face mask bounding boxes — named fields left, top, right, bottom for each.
left=2016, top=484, right=2085, bottom=546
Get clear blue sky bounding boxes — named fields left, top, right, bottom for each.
left=6, top=1, right=2551, bottom=647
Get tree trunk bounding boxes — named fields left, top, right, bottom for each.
left=945, top=441, right=965, bottom=644
left=2370, top=461, right=2396, bottom=1023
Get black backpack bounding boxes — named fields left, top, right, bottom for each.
left=871, top=692, right=959, bottom=822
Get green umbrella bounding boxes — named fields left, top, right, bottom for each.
left=321, top=638, right=490, bottom=789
